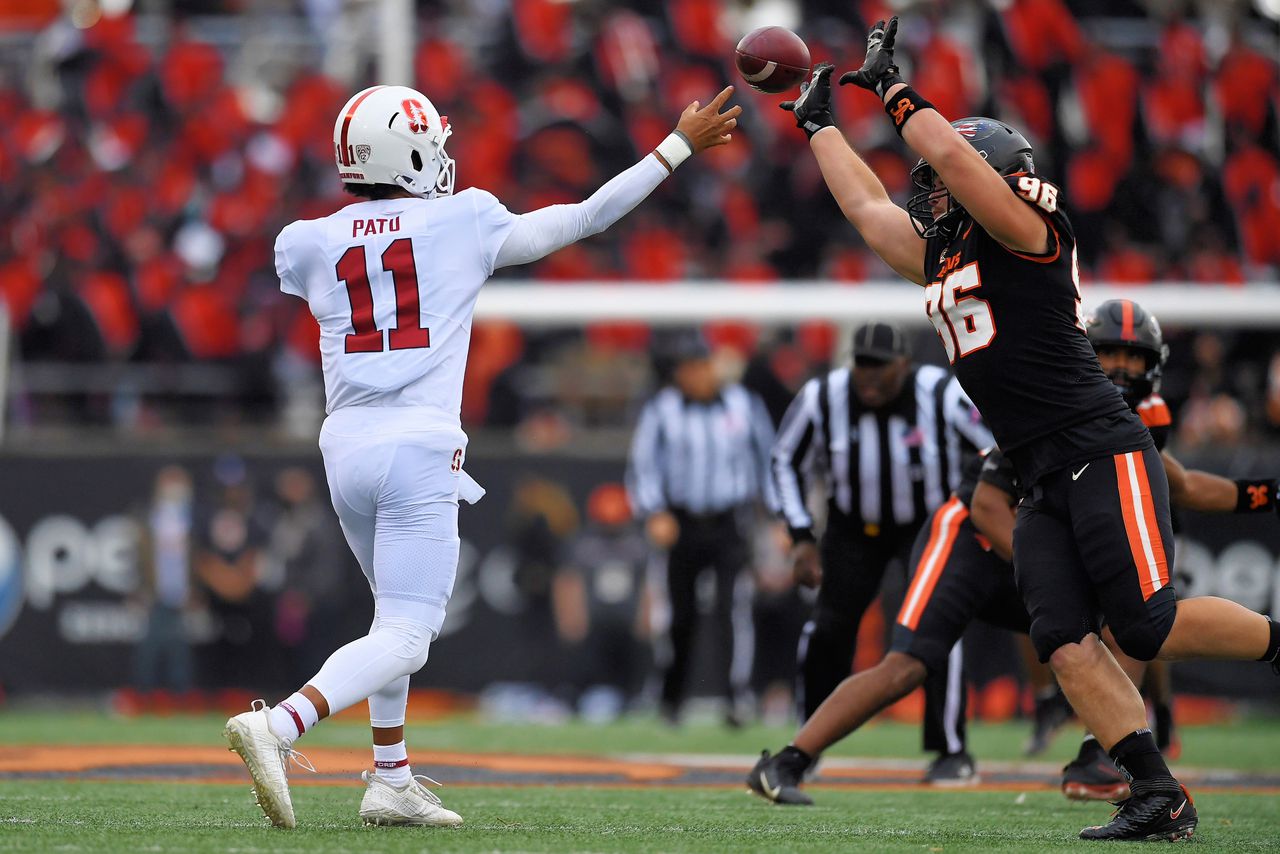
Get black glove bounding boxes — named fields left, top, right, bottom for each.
left=780, top=62, right=836, bottom=139
left=840, top=16, right=904, bottom=98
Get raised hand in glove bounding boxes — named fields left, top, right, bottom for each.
left=779, top=62, right=836, bottom=139
left=840, top=16, right=905, bottom=99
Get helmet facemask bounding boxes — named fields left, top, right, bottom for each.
left=394, top=120, right=454, bottom=198
left=908, top=160, right=965, bottom=239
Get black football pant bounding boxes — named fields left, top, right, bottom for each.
left=798, top=519, right=967, bottom=756
left=660, top=509, right=751, bottom=712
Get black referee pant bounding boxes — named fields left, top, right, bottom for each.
left=660, top=508, right=750, bottom=714
left=798, top=517, right=966, bottom=756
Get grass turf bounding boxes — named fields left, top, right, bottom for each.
left=0, top=782, right=1277, bottom=853
left=1, top=710, right=1277, bottom=771
left=2, top=711, right=1278, bottom=851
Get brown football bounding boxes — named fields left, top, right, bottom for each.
left=734, top=26, right=811, bottom=94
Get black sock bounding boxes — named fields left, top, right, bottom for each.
left=780, top=745, right=814, bottom=770
left=1109, top=729, right=1174, bottom=785
left=1153, top=703, right=1174, bottom=750
left=1257, top=616, right=1280, bottom=667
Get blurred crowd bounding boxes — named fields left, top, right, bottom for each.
left=0, top=0, right=1277, bottom=443
left=129, top=457, right=369, bottom=700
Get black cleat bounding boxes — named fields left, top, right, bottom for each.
left=1079, top=780, right=1196, bottom=842
left=1062, top=740, right=1130, bottom=801
left=923, top=751, right=978, bottom=787
left=1025, top=690, right=1073, bottom=756
left=746, top=748, right=814, bottom=806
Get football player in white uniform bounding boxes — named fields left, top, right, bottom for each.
left=223, top=83, right=741, bottom=829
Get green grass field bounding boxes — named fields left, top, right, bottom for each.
left=2, top=710, right=1278, bottom=852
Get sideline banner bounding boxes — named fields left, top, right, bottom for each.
left=0, top=449, right=1276, bottom=697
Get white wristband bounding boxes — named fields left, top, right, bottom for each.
left=655, top=131, right=693, bottom=172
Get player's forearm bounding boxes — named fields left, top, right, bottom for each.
left=1172, top=470, right=1239, bottom=513
left=883, top=82, right=959, bottom=168
left=493, top=155, right=668, bottom=268
left=810, top=127, right=893, bottom=224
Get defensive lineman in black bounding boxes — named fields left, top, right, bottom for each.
left=750, top=298, right=1280, bottom=808
left=776, top=17, right=1280, bottom=842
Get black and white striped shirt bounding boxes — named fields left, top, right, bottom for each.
left=627, top=384, right=777, bottom=516
left=772, top=365, right=992, bottom=538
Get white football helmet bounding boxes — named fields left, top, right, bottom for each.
left=333, top=85, right=454, bottom=198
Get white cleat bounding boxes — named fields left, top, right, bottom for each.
left=359, top=770, right=463, bottom=827
left=223, top=699, right=314, bottom=829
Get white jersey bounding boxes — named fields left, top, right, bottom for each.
left=276, top=154, right=669, bottom=427
left=275, top=189, right=517, bottom=422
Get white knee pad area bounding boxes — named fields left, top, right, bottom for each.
left=307, top=618, right=435, bottom=717
left=371, top=616, right=434, bottom=673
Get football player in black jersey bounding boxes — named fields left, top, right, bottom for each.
left=778, top=17, right=1280, bottom=841
left=748, top=297, right=1280, bottom=809
left=748, top=447, right=1028, bottom=805
left=1057, top=298, right=1280, bottom=799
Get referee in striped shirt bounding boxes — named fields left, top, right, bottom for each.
left=627, top=334, right=777, bottom=725
left=772, top=321, right=993, bottom=781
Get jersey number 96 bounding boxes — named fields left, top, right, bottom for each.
left=925, top=262, right=996, bottom=363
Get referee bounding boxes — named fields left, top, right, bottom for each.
left=627, top=334, right=777, bottom=725
left=772, top=321, right=993, bottom=781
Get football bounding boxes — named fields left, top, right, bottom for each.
left=734, top=26, right=811, bottom=94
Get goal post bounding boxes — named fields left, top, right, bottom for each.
left=474, top=282, right=1280, bottom=328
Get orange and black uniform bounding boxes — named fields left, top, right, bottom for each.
left=892, top=451, right=1027, bottom=672
left=923, top=175, right=1176, bottom=663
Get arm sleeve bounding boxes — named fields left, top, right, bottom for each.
left=274, top=226, right=305, bottom=298
left=748, top=392, right=779, bottom=512
left=494, top=154, right=670, bottom=270
left=977, top=450, right=1020, bottom=499
left=772, top=379, right=822, bottom=536
left=626, top=398, right=668, bottom=516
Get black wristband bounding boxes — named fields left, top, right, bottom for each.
left=1234, top=479, right=1277, bottom=513
left=883, top=86, right=934, bottom=137
left=788, top=526, right=816, bottom=545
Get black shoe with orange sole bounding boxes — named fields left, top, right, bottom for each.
left=1078, top=780, right=1197, bottom=842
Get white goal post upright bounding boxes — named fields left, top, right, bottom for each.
left=475, top=282, right=1280, bottom=329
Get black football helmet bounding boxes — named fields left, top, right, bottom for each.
left=908, top=117, right=1035, bottom=239
left=1086, top=299, right=1170, bottom=408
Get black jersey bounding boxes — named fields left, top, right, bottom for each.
left=922, top=175, right=1148, bottom=484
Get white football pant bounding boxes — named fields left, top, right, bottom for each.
left=306, top=407, right=466, bottom=723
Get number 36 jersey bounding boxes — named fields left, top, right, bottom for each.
left=275, top=190, right=518, bottom=422
left=922, top=175, right=1142, bottom=476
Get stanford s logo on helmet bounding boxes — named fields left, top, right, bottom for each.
left=908, top=117, right=1035, bottom=239
left=333, top=85, right=455, bottom=198
left=1085, top=299, right=1170, bottom=408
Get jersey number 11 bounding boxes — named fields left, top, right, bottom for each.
left=337, top=238, right=431, bottom=354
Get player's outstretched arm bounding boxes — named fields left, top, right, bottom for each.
left=840, top=17, right=1048, bottom=256
left=781, top=64, right=924, bottom=285
left=493, top=87, right=741, bottom=269
left=1163, top=451, right=1279, bottom=516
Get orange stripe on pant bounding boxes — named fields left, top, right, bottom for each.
left=1113, top=451, right=1169, bottom=601
left=896, top=497, right=969, bottom=631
